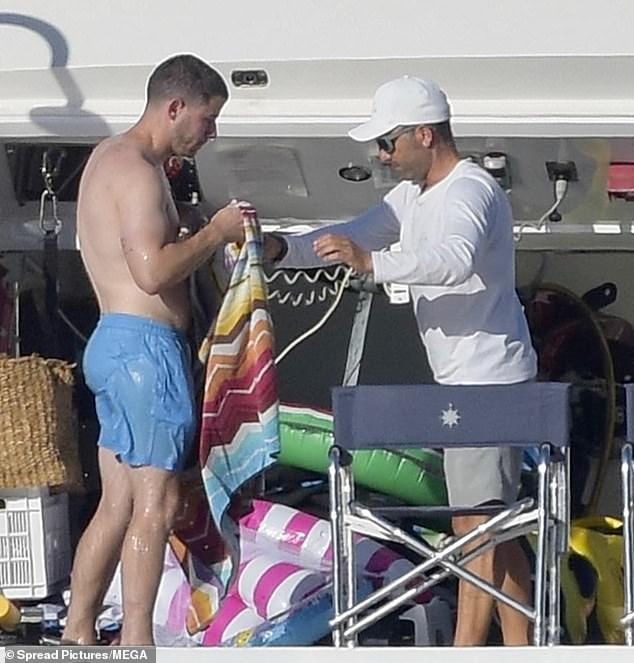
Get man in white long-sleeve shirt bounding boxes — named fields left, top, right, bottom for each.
left=266, top=77, right=538, bottom=646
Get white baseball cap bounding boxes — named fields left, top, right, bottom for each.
left=349, top=76, right=451, bottom=142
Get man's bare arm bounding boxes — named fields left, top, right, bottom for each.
left=118, top=165, right=243, bottom=295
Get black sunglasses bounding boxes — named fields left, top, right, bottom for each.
left=376, top=126, right=417, bottom=154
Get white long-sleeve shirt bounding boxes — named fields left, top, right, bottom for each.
left=278, top=159, right=537, bottom=385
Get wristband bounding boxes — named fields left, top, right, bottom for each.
left=270, top=232, right=289, bottom=262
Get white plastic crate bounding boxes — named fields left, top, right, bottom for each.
left=0, top=487, right=71, bottom=599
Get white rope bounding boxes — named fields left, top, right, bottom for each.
left=275, top=267, right=354, bottom=365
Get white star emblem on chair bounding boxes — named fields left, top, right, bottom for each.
left=440, top=403, right=460, bottom=428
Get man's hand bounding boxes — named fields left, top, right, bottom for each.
left=313, top=234, right=373, bottom=273
left=208, top=202, right=245, bottom=244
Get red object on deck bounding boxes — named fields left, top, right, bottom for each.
left=164, top=155, right=183, bottom=180
left=607, top=162, right=634, bottom=201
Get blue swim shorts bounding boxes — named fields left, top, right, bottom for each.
left=83, top=313, right=197, bottom=472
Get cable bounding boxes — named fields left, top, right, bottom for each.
left=57, top=307, right=88, bottom=344
left=515, top=178, right=569, bottom=242
left=266, top=265, right=348, bottom=307
left=275, top=267, right=354, bottom=365
left=268, top=284, right=339, bottom=306
left=266, top=265, right=347, bottom=287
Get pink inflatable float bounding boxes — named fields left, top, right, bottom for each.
left=103, top=499, right=428, bottom=646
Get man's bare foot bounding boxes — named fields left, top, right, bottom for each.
left=61, top=623, right=99, bottom=646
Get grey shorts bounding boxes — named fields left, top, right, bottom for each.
left=443, top=446, right=523, bottom=507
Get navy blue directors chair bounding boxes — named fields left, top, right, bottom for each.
left=328, top=382, right=571, bottom=647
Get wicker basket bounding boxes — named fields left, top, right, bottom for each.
left=0, top=354, right=83, bottom=489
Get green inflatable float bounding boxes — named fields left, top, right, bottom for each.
left=278, top=404, right=447, bottom=507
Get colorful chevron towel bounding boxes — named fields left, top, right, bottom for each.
left=197, top=205, right=280, bottom=606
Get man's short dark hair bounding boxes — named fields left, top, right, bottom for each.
left=429, top=121, right=455, bottom=148
left=147, top=54, right=228, bottom=105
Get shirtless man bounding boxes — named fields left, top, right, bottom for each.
left=62, top=54, right=244, bottom=646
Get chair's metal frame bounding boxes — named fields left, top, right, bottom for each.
left=328, top=383, right=571, bottom=647
left=622, top=385, right=634, bottom=645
